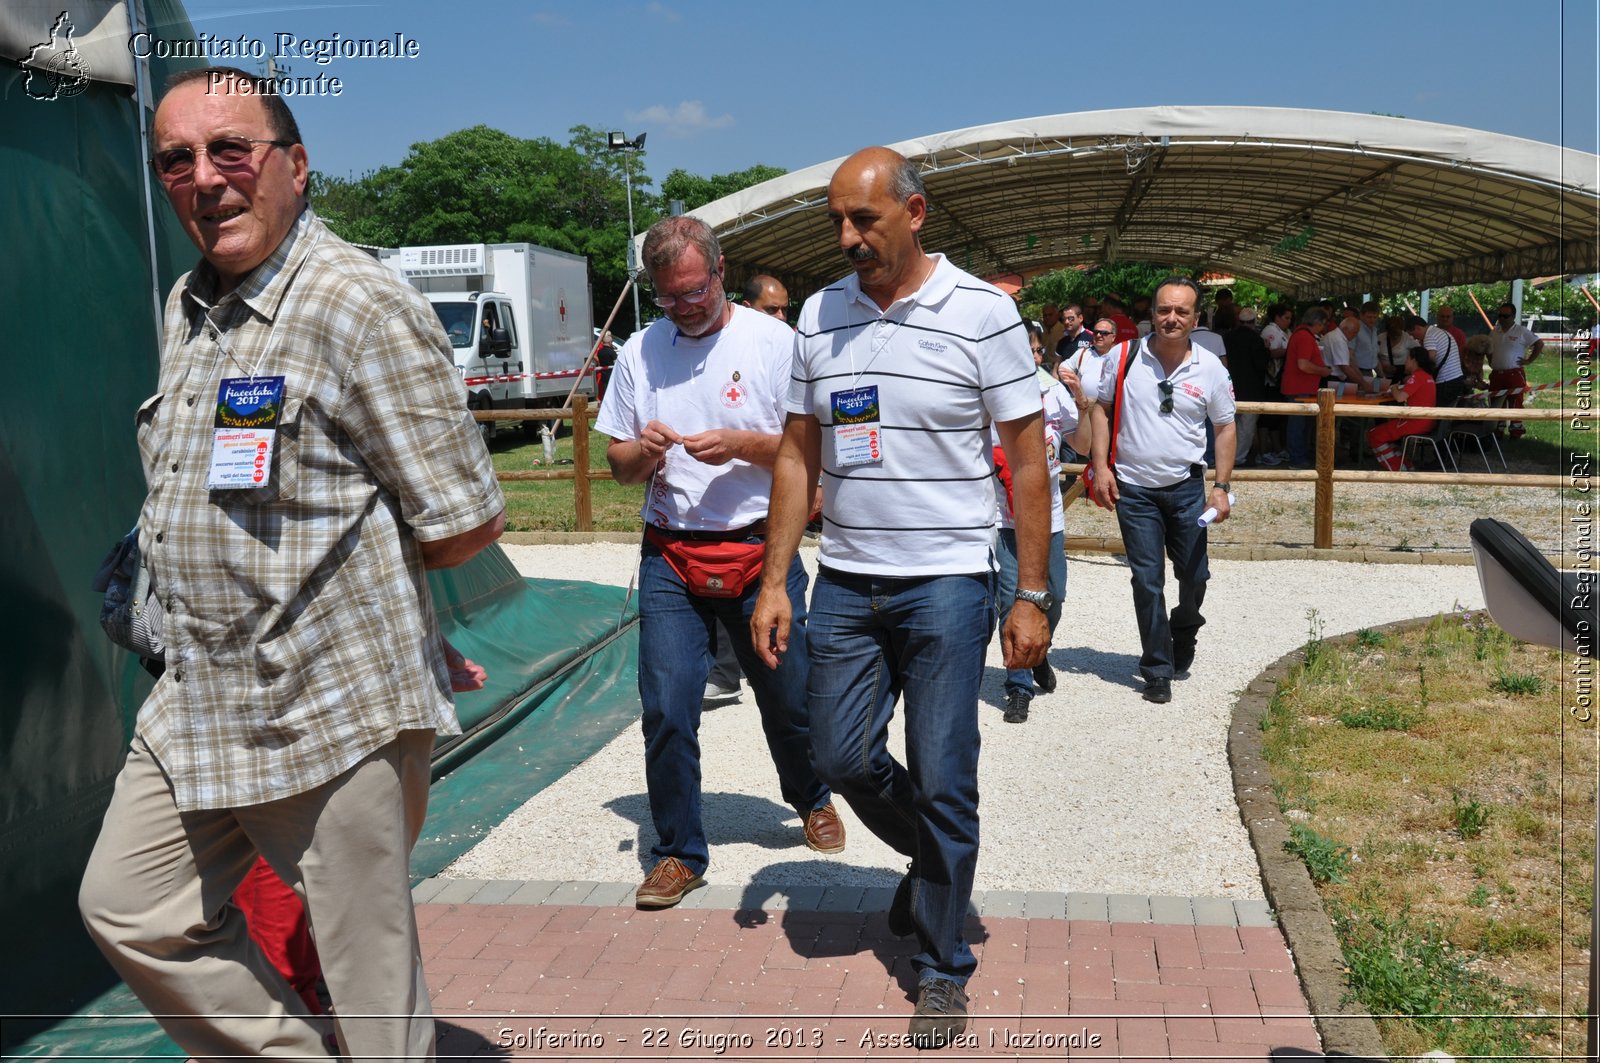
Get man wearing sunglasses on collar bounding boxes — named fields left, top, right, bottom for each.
left=1087, top=276, right=1236, bottom=705
left=80, top=67, right=505, bottom=1061
left=596, top=216, right=844, bottom=913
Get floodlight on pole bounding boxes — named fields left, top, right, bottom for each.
left=607, top=131, right=647, bottom=332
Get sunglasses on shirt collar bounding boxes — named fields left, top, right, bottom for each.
left=1157, top=379, right=1174, bottom=415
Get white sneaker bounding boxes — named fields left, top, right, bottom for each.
left=702, top=681, right=739, bottom=703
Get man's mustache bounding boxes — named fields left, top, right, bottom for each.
left=846, top=246, right=876, bottom=263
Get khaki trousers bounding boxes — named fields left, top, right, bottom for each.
left=80, top=729, right=437, bottom=1060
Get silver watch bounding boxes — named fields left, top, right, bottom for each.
left=1015, top=588, right=1055, bottom=614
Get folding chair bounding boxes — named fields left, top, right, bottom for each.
left=1400, top=419, right=1458, bottom=473
left=1448, top=419, right=1508, bottom=472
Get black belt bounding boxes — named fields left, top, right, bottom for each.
left=647, top=520, right=767, bottom=542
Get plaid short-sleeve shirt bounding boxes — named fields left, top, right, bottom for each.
left=137, top=209, right=503, bottom=811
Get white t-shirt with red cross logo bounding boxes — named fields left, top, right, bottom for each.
left=596, top=303, right=793, bottom=531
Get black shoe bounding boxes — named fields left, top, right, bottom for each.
left=1031, top=661, right=1056, bottom=694
left=909, top=979, right=969, bottom=1049
left=1173, top=640, right=1195, bottom=675
left=888, top=865, right=915, bottom=937
left=1142, top=677, right=1172, bottom=704
left=1003, top=690, right=1031, bottom=723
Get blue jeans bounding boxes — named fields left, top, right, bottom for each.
left=806, top=566, right=996, bottom=986
left=637, top=543, right=829, bottom=876
left=1113, top=475, right=1210, bottom=682
left=1285, top=394, right=1316, bottom=465
left=994, top=527, right=1066, bottom=699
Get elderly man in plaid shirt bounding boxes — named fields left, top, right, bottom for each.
left=78, top=67, right=504, bottom=1061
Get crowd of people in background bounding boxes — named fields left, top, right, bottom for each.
left=1010, top=291, right=1545, bottom=474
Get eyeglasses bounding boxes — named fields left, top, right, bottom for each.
left=1157, top=379, right=1174, bottom=415
left=649, top=270, right=722, bottom=309
left=1092, top=329, right=1116, bottom=338
left=1030, top=346, right=1046, bottom=356
left=151, top=137, right=294, bottom=181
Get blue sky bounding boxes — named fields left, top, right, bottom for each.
left=174, top=0, right=1597, bottom=187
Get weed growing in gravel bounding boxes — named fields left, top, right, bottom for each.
left=1452, top=789, right=1489, bottom=840
left=1286, top=823, right=1352, bottom=884
left=1491, top=670, right=1547, bottom=696
left=1338, top=700, right=1419, bottom=731
left=1355, top=628, right=1387, bottom=649
left=1303, top=608, right=1328, bottom=671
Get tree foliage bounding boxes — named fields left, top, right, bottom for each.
left=1020, top=263, right=1287, bottom=319
left=308, top=127, right=789, bottom=336
left=308, top=124, right=660, bottom=331
left=659, top=164, right=786, bottom=214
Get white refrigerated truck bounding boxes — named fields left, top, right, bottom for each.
left=380, top=242, right=596, bottom=442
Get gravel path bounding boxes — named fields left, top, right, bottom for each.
left=446, top=543, right=1484, bottom=901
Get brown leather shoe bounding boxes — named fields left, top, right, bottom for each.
left=803, top=803, right=846, bottom=854
left=635, top=857, right=704, bottom=909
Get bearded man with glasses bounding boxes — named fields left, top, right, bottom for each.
left=80, top=67, right=505, bottom=1060
left=1087, top=276, right=1236, bottom=705
left=595, top=216, right=844, bottom=911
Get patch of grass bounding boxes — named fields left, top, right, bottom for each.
left=1354, top=628, right=1387, bottom=649
left=1338, top=701, right=1420, bottom=731
left=1479, top=918, right=1555, bottom=956
left=1332, top=902, right=1554, bottom=1059
left=1285, top=824, right=1352, bottom=884
left=1490, top=670, right=1548, bottom=696
left=1262, top=610, right=1588, bottom=1059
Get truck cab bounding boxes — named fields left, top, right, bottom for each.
left=379, top=242, right=596, bottom=445
left=432, top=293, right=520, bottom=414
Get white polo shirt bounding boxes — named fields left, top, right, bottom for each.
left=1098, top=336, right=1236, bottom=489
left=1324, top=327, right=1352, bottom=368
left=789, top=254, right=1041, bottom=577
left=1490, top=323, right=1540, bottom=372
left=596, top=303, right=792, bottom=531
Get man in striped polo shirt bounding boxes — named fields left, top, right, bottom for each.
left=753, top=146, right=1052, bottom=1049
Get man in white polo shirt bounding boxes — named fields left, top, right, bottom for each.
left=752, top=146, right=1050, bottom=1050
left=1089, top=276, right=1237, bottom=705
left=1489, top=301, right=1543, bottom=438
left=597, top=216, right=843, bottom=911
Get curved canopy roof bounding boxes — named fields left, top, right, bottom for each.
left=669, top=106, right=1600, bottom=301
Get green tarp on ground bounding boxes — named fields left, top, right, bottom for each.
left=1, top=4, right=643, bottom=1049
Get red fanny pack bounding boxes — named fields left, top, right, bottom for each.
left=644, top=526, right=765, bottom=598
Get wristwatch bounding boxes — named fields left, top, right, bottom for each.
left=1015, top=587, right=1055, bottom=614
left=1213, top=481, right=1232, bottom=493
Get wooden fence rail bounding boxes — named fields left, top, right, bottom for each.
left=478, top=388, right=1583, bottom=543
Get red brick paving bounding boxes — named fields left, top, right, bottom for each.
left=420, top=902, right=1319, bottom=1061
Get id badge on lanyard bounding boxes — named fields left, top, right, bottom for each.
left=207, top=376, right=285, bottom=488
left=831, top=384, right=882, bottom=467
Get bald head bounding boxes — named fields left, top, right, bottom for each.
left=827, top=147, right=930, bottom=307
left=742, top=274, right=789, bottom=322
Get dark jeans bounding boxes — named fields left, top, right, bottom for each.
left=1114, top=475, right=1210, bottom=682
left=806, top=566, right=996, bottom=985
left=1285, top=393, right=1316, bottom=465
left=637, top=543, right=829, bottom=875
left=994, top=527, right=1066, bottom=698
